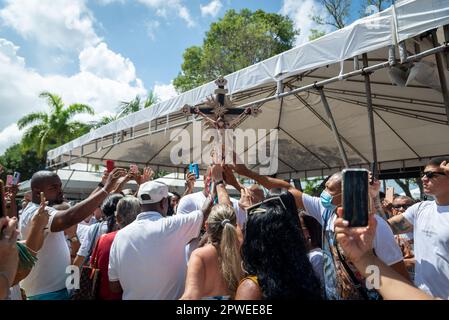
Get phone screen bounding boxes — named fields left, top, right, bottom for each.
left=342, top=169, right=369, bottom=227
left=189, top=163, right=199, bottom=179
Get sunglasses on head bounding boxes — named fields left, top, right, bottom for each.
left=246, top=196, right=287, bottom=216
left=422, top=171, right=446, bottom=179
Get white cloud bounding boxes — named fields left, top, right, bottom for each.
left=0, top=0, right=101, bottom=51
left=0, top=38, right=146, bottom=154
left=153, top=82, right=178, bottom=102
left=200, top=0, right=222, bottom=17
left=145, top=21, right=161, bottom=40
left=0, top=124, right=23, bottom=155
left=280, top=0, right=333, bottom=45
left=0, top=38, right=25, bottom=67
left=79, top=43, right=137, bottom=83
left=137, top=0, right=195, bottom=27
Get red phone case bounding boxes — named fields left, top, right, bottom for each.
left=106, top=160, right=115, bottom=172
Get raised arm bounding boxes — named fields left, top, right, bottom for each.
left=211, top=164, right=231, bottom=207
left=230, top=162, right=305, bottom=210
left=387, top=214, right=413, bottom=235
left=50, top=168, right=126, bottom=232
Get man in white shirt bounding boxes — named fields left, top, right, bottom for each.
left=230, top=163, right=407, bottom=300
left=19, top=168, right=126, bottom=299
left=388, top=157, right=449, bottom=299
left=108, top=180, right=214, bottom=299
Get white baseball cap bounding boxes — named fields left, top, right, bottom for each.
left=137, top=181, right=168, bottom=204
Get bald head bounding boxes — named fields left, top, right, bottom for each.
left=31, top=170, right=63, bottom=205
left=31, top=171, right=60, bottom=189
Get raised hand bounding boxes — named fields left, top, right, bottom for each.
left=31, top=192, right=50, bottom=229
left=141, top=166, right=155, bottom=184
left=104, top=168, right=127, bottom=193
left=185, top=172, right=196, bottom=191
left=440, top=160, right=449, bottom=177
left=238, top=188, right=253, bottom=211
left=0, top=216, right=19, bottom=287
left=211, top=163, right=224, bottom=182
left=101, top=169, right=109, bottom=186
left=334, top=207, right=377, bottom=263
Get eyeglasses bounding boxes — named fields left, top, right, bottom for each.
left=246, top=196, right=287, bottom=216
left=422, top=171, right=446, bottom=179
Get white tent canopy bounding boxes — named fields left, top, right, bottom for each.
left=47, top=0, right=449, bottom=179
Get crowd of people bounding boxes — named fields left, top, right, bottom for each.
left=0, top=156, right=448, bottom=300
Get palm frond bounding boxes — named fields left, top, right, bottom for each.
left=17, top=112, right=48, bottom=129
left=39, top=91, right=63, bottom=112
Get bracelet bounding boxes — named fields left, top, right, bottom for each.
left=100, top=187, right=109, bottom=196
left=98, top=182, right=105, bottom=188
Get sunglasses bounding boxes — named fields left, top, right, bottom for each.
left=422, top=171, right=446, bottom=179
left=246, top=196, right=287, bottom=216
left=392, top=204, right=412, bottom=210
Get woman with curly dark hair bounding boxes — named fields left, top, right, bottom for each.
left=235, top=192, right=322, bottom=300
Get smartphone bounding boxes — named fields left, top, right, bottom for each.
left=106, top=160, right=115, bottom=173
left=386, top=187, right=394, bottom=203
left=342, top=168, right=369, bottom=227
left=189, top=163, right=200, bottom=179
left=13, top=171, right=20, bottom=185
left=6, top=175, right=13, bottom=186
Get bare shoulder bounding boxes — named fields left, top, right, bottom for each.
left=235, top=278, right=263, bottom=300
left=191, top=244, right=218, bottom=262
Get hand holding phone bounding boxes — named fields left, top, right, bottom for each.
left=189, top=163, right=200, bottom=179
left=342, top=169, right=369, bottom=227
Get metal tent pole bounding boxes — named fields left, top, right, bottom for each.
left=317, top=87, right=349, bottom=168
left=363, top=53, right=378, bottom=167
left=431, top=30, right=449, bottom=124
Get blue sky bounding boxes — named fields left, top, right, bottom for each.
left=0, top=0, right=381, bottom=154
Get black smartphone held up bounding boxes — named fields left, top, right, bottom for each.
left=342, top=168, right=369, bottom=227
left=370, top=162, right=378, bottom=185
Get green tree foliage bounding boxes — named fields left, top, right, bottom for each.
left=17, top=92, right=94, bottom=158
left=0, top=143, right=45, bottom=182
left=173, top=9, right=299, bottom=92
left=92, top=91, right=159, bottom=128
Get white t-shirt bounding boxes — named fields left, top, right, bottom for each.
left=19, top=202, right=71, bottom=297
left=403, top=201, right=449, bottom=299
left=307, top=248, right=324, bottom=286
left=108, top=210, right=203, bottom=300
left=177, top=191, right=247, bottom=228
left=77, top=221, right=108, bottom=257
left=302, top=193, right=403, bottom=266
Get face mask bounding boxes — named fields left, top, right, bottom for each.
left=320, top=190, right=337, bottom=210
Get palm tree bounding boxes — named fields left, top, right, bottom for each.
left=118, top=91, right=160, bottom=117
left=17, top=91, right=94, bottom=158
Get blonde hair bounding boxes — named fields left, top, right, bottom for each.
left=207, top=204, right=243, bottom=296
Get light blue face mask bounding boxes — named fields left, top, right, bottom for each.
left=320, top=190, right=337, bottom=210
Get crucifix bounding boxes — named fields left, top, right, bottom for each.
left=182, top=76, right=261, bottom=162
left=182, top=76, right=261, bottom=130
